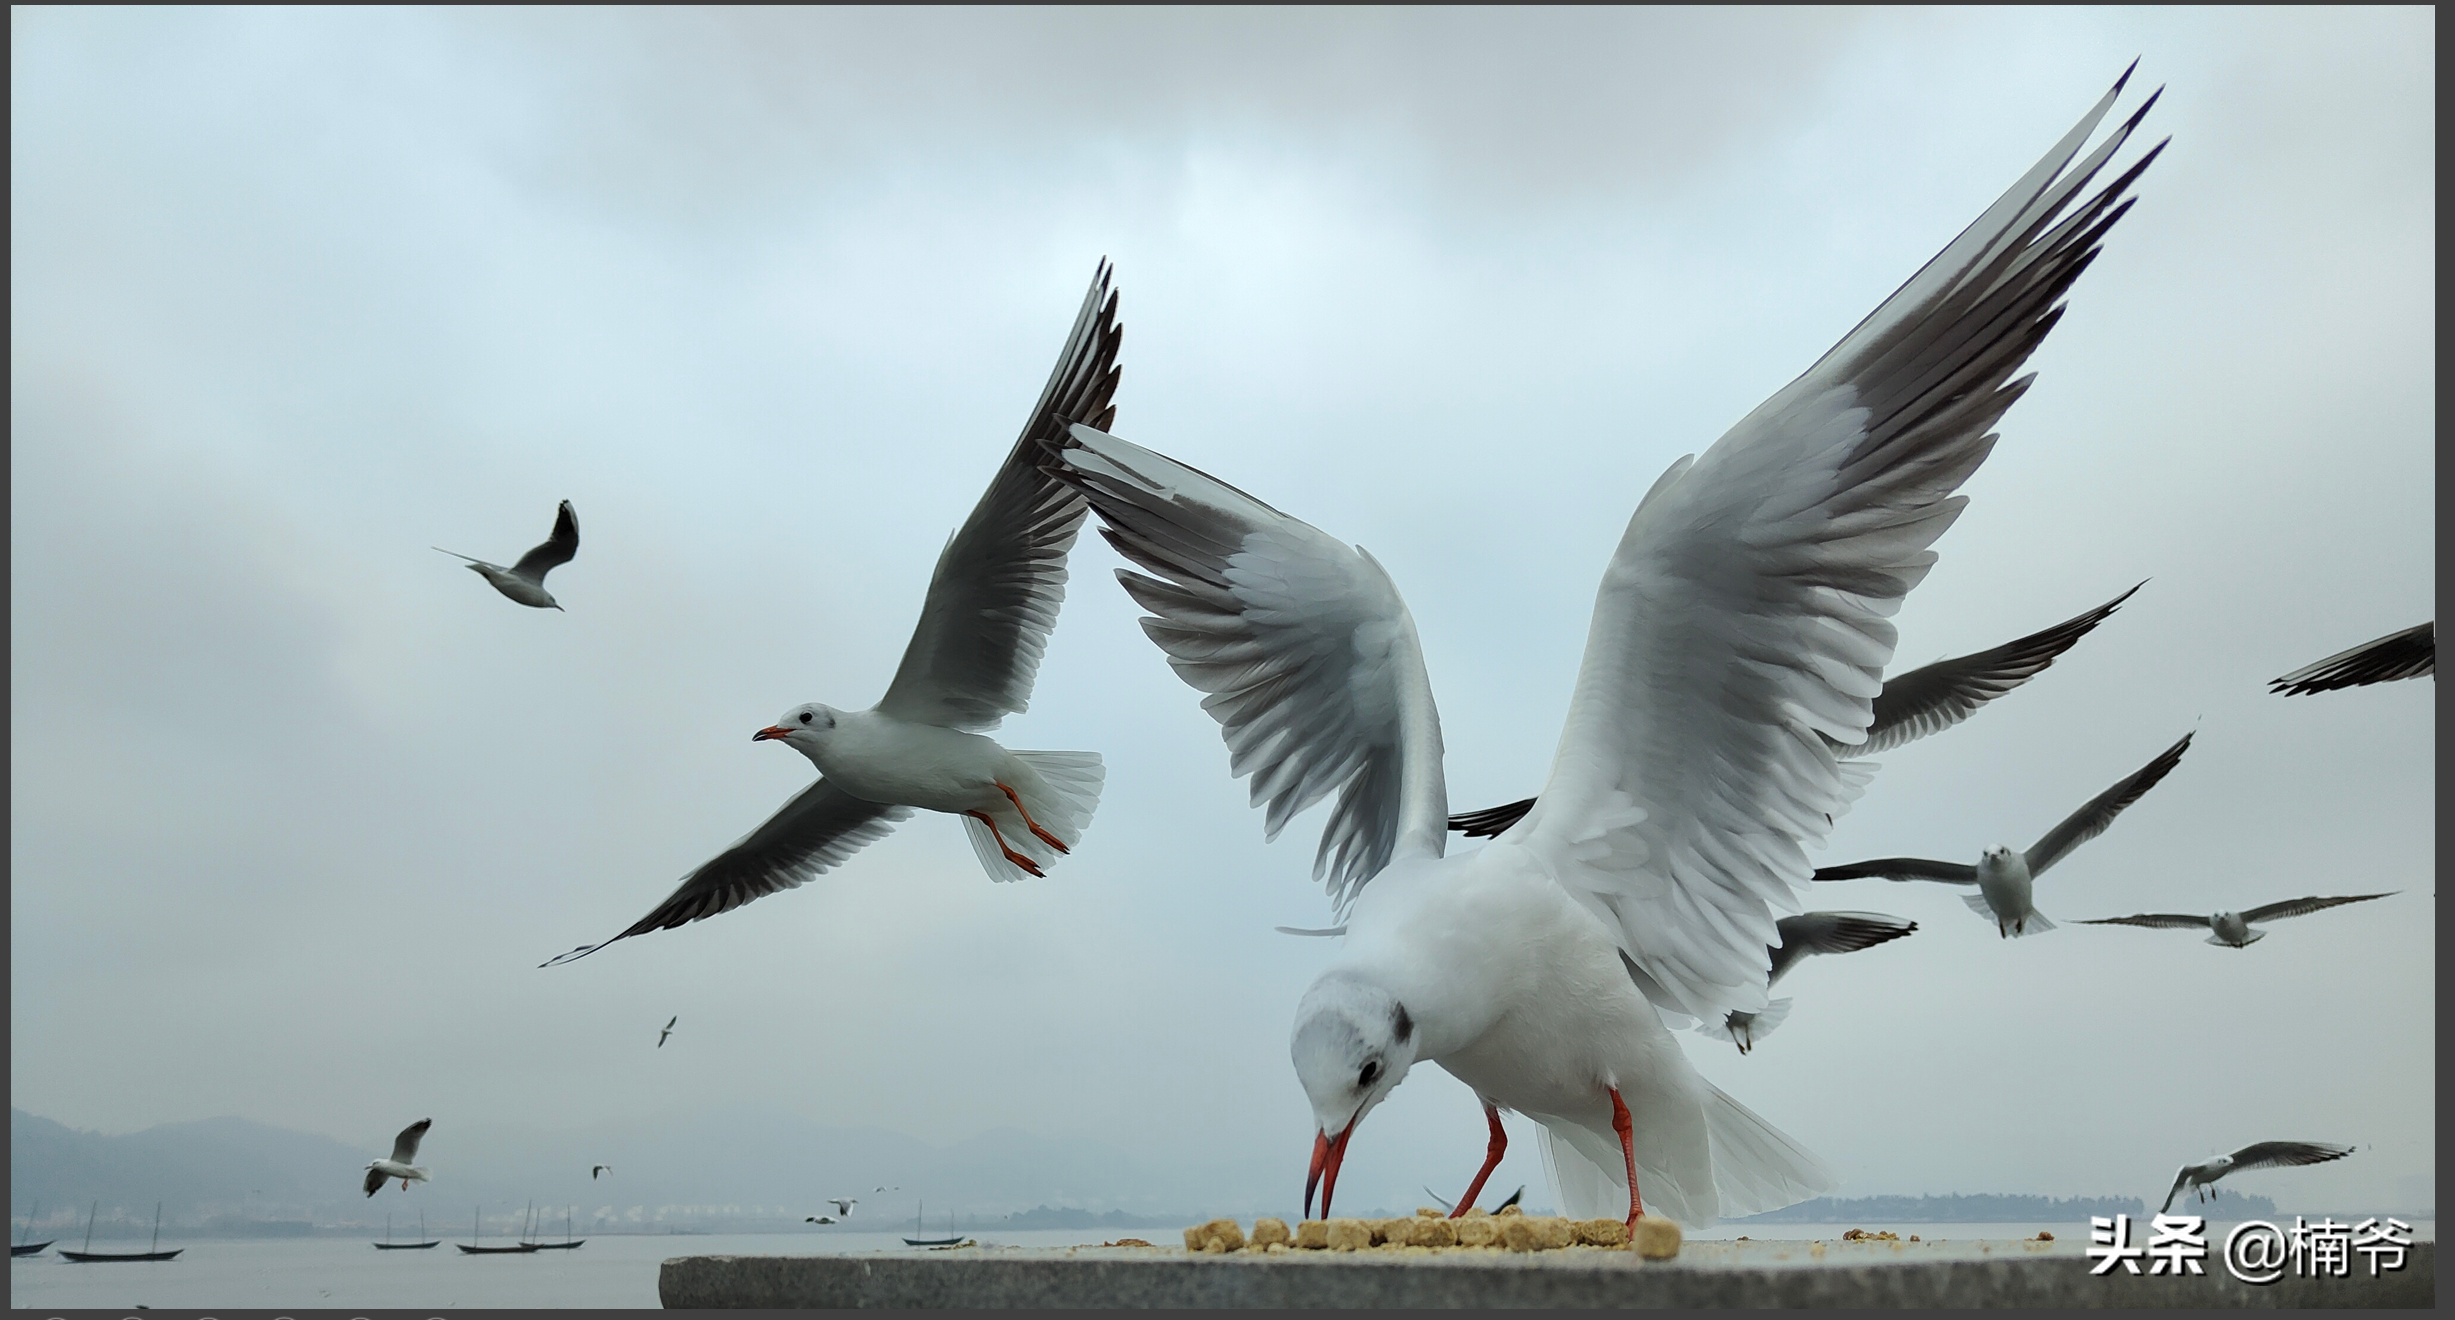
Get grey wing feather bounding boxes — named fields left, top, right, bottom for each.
left=390, top=1118, right=431, bottom=1165
left=1765, top=910, right=1918, bottom=984
left=1845, top=583, right=2141, bottom=756
left=2270, top=622, right=2433, bottom=694
left=2161, top=1168, right=2191, bottom=1214
left=2238, top=892, right=2395, bottom=924
left=875, top=263, right=1122, bottom=731
left=511, top=501, right=579, bottom=580
left=2023, top=731, right=2192, bottom=876
left=363, top=1166, right=388, bottom=1197
left=1811, top=857, right=1978, bottom=885
left=2078, top=912, right=2211, bottom=930
left=2227, top=1141, right=2354, bottom=1173
left=540, top=781, right=912, bottom=966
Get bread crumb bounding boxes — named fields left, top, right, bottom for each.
left=1325, top=1218, right=1372, bottom=1252
left=1497, top=1204, right=1523, bottom=1217
left=1633, top=1217, right=1681, bottom=1260
left=1572, top=1218, right=1630, bottom=1247
left=1808, top=1241, right=1826, bottom=1258
left=1454, top=1217, right=1501, bottom=1248
left=1416, top=1207, right=1444, bottom=1219
left=1182, top=1219, right=1245, bottom=1254
left=1407, top=1217, right=1458, bottom=1248
left=2034, top=1231, right=2054, bottom=1242
left=1294, top=1220, right=1330, bottom=1250
left=1250, top=1218, right=1290, bottom=1249
left=1264, top=1242, right=1287, bottom=1254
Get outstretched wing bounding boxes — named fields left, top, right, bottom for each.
left=875, top=263, right=1123, bottom=731
left=2239, top=892, right=2395, bottom=925
left=2160, top=1167, right=2192, bottom=1214
left=2077, top=912, right=2209, bottom=930
left=390, top=1118, right=431, bottom=1165
left=1765, top=910, right=1917, bottom=984
left=1052, top=425, right=1449, bottom=908
left=1811, top=857, right=1978, bottom=885
left=1853, top=582, right=2140, bottom=756
left=511, top=501, right=579, bottom=580
left=541, top=781, right=913, bottom=965
left=1516, top=70, right=2162, bottom=1021
left=2023, top=732, right=2191, bottom=877
left=1450, top=797, right=1537, bottom=840
left=2270, top=622, right=2434, bottom=694
left=363, top=1166, right=388, bottom=1197
left=2226, top=1141, right=2354, bottom=1174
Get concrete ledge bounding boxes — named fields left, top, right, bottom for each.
left=659, top=1241, right=2433, bottom=1308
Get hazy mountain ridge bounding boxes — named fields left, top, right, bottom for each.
left=1733, top=1190, right=2278, bottom=1224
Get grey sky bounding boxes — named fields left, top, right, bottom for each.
left=11, top=7, right=2433, bottom=1219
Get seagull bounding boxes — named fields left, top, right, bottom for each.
left=591, top=1165, right=611, bottom=1180
left=826, top=1198, right=858, bottom=1217
left=362, top=1118, right=431, bottom=1197
left=1050, top=68, right=2162, bottom=1233
left=1813, top=731, right=2192, bottom=938
left=804, top=1214, right=837, bottom=1225
left=1699, top=912, right=1917, bottom=1055
left=541, top=265, right=1122, bottom=968
left=874, top=1186, right=898, bottom=1193
left=2163, top=1142, right=2353, bottom=1213
left=2270, top=622, right=2434, bottom=694
left=2080, top=892, right=2396, bottom=947
left=434, top=501, right=578, bottom=610
left=657, top=1016, right=677, bottom=1048
left=1449, top=585, right=2142, bottom=839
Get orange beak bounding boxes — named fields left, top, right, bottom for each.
left=1304, top=1122, right=1355, bottom=1221
left=752, top=726, right=792, bottom=742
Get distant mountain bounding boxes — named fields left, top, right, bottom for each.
left=10, top=1109, right=372, bottom=1234
left=1734, top=1190, right=2280, bottom=1224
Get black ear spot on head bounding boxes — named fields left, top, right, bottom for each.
left=1392, top=1003, right=1413, bottom=1043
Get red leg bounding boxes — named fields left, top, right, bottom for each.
left=964, top=810, right=1045, bottom=877
left=995, top=782, right=1070, bottom=854
left=1449, top=1102, right=1508, bottom=1218
left=1609, top=1085, right=1644, bottom=1231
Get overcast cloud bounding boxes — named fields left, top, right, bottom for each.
left=11, top=7, right=2433, bottom=1219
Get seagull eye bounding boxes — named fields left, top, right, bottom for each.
left=1358, top=1060, right=1381, bottom=1088
left=799, top=711, right=813, bottom=724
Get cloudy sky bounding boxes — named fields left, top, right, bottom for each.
left=11, top=7, right=2433, bottom=1219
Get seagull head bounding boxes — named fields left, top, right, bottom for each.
left=1290, top=975, right=1418, bottom=1220
left=755, top=703, right=839, bottom=751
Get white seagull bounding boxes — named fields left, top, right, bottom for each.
left=657, top=1016, right=677, bottom=1048
left=2270, top=622, right=2434, bottom=694
left=435, top=500, right=579, bottom=610
left=1813, top=731, right=2191, bottom=938
left=2163, top=1142, right=2352, bottom=1213
left=1449, top=585, right=2142, bottom=839
left=543, top=266, right=1121, bottom=967
left=825, top=1197, right=858, bottom=1217
left=1699, top=912, right=1918, bottom=1055
left=2080, top=892, right=2396, bottom=947
left=362, top=1118, right=431, bottom=1197
left=1052, top=69, right=2163, bottom=1231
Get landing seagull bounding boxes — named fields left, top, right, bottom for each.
left=2270, top=622, right=2434, bottom=694
left=2081, top=892, right=2395, bottom=947
left=543, top=265, right=1122, bottom=967
left=657, top=1016, right=676, bottom=1048
left=1814, top=732, right=2192, bottom=938
left=362, top=1119, right=431, bottom=1197
left=1051, top=68, right=2162, bottom=1232
left=1450, top=585, right=2143, bottom=839
left=435, top=501, right=578, bottom=610
left=2163, top=1142, right=2352, bottom=1213
left=1699, top=912, right=1917, bottom=1055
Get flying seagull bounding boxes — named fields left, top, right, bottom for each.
left=657, top=1016, right=677, bottom=1048
left=1450, top=584, right=2143, bottom=839
left=591, top=1165, right=611, bottom=1180
left=874, top=1186, right=898, bottom=1193
left=2163, top=1142, right=2352, bottom=1213
left=542, top=265, right=1122, bottom=968
left=1814, top=732, right=2192, bottom=938
left=2081, top=892, right=2395, bottom=947
left=826, top=1198, right=858, bottom=1217
left=804, top=1214, right=837, bottom=1225
left=362, top=1118, right=431, bottom=1197
left=1698, top=912, right=1918, bottom=1055
left=435, top=500, right=579, bottom=610
left=2270, top=622, right=2434, bottom=695
left=1051, top=67, right=2161, bottom=1232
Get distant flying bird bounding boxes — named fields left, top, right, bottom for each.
left=1449, top=585, right=2143, bottom=839
left=657, top=1016, right=677, bottom=1048
left=1815, top=733, right=2193, bottom=938
left=2081, top=892, right=2396, bottom=947
left=541, top=264, right=1121, bottom=968
left=362, top=1118, right=431, bottom=1197
left=1422, top=1183, right=1524, bottom=1215
left=435, top=500, right=579, bottom=610
left=805, top=1215, right=837, bottom=1225
left=874, top=1186, right=897, bottom=1193
left=2270, top=622, right=2434, bottom=694
left=591, top=1165, right=611, bottom=1180
left=826, top=1198, right=858, bottom=1217
left=1698, top=912, right=1917, bottom=1055
left=2163, top=1142, right=2352, bottom=1212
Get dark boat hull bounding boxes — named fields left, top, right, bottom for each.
left=12, top=1242, right=53, bottom=1256
left=60, top=1249, right=182, bottom=1262
left=902, top=1236, right=965, bottom=1247
left=373, top=1240, right=442, bottom=1249
left=529, top=1240, right=585, bottom=1250
left=455, top=1243, right=540, bottom=1254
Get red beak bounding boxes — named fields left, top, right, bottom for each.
left=1304, top=1122, right=1355, bottom=1220
left=752, top=726, right=792, bottom=742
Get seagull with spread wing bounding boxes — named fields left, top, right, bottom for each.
left=1814, top=732, right=2191, bottom=938
left=1051, top=71, right=2162, bottom=1232
left=2081, top=892, right=2395, bottom=947
left=1449, top=584, right=2141, bottom=840
left=2270, top=622, right=2434, bottom=694
left=1699, top=912, right=1918, bottom=1055
left=362, top=1119, right=431, bottom=1197
left=656, top=1016, right=676, bottom=1048
left=2163, top=1142, right=2352, bottom=1213
left=435, top=500, right=579, bottom=610
left=542, top=266, right=1120, bottom=967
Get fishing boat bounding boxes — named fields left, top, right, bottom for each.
left=59, top=1201, right=182, bottom=1262
left=13, top=1201, right=53, bottom=1256
left=901, top=1199, right=964, bottom=1248
left=456, top=1205, right=541, bottom=1255
left=373, top=1210, right=441, bottom=1250
left=530, top=1205, right=585, bottom=1251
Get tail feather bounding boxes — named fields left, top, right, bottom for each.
left=1701, top=1082, right=1835, bottom=1220
left=965, top=751, right=1105, bottom=883
left=1696, top=998, right=1795, bottom=1053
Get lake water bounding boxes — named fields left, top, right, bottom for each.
left=11, top=1219, right=2432, bottom=1309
